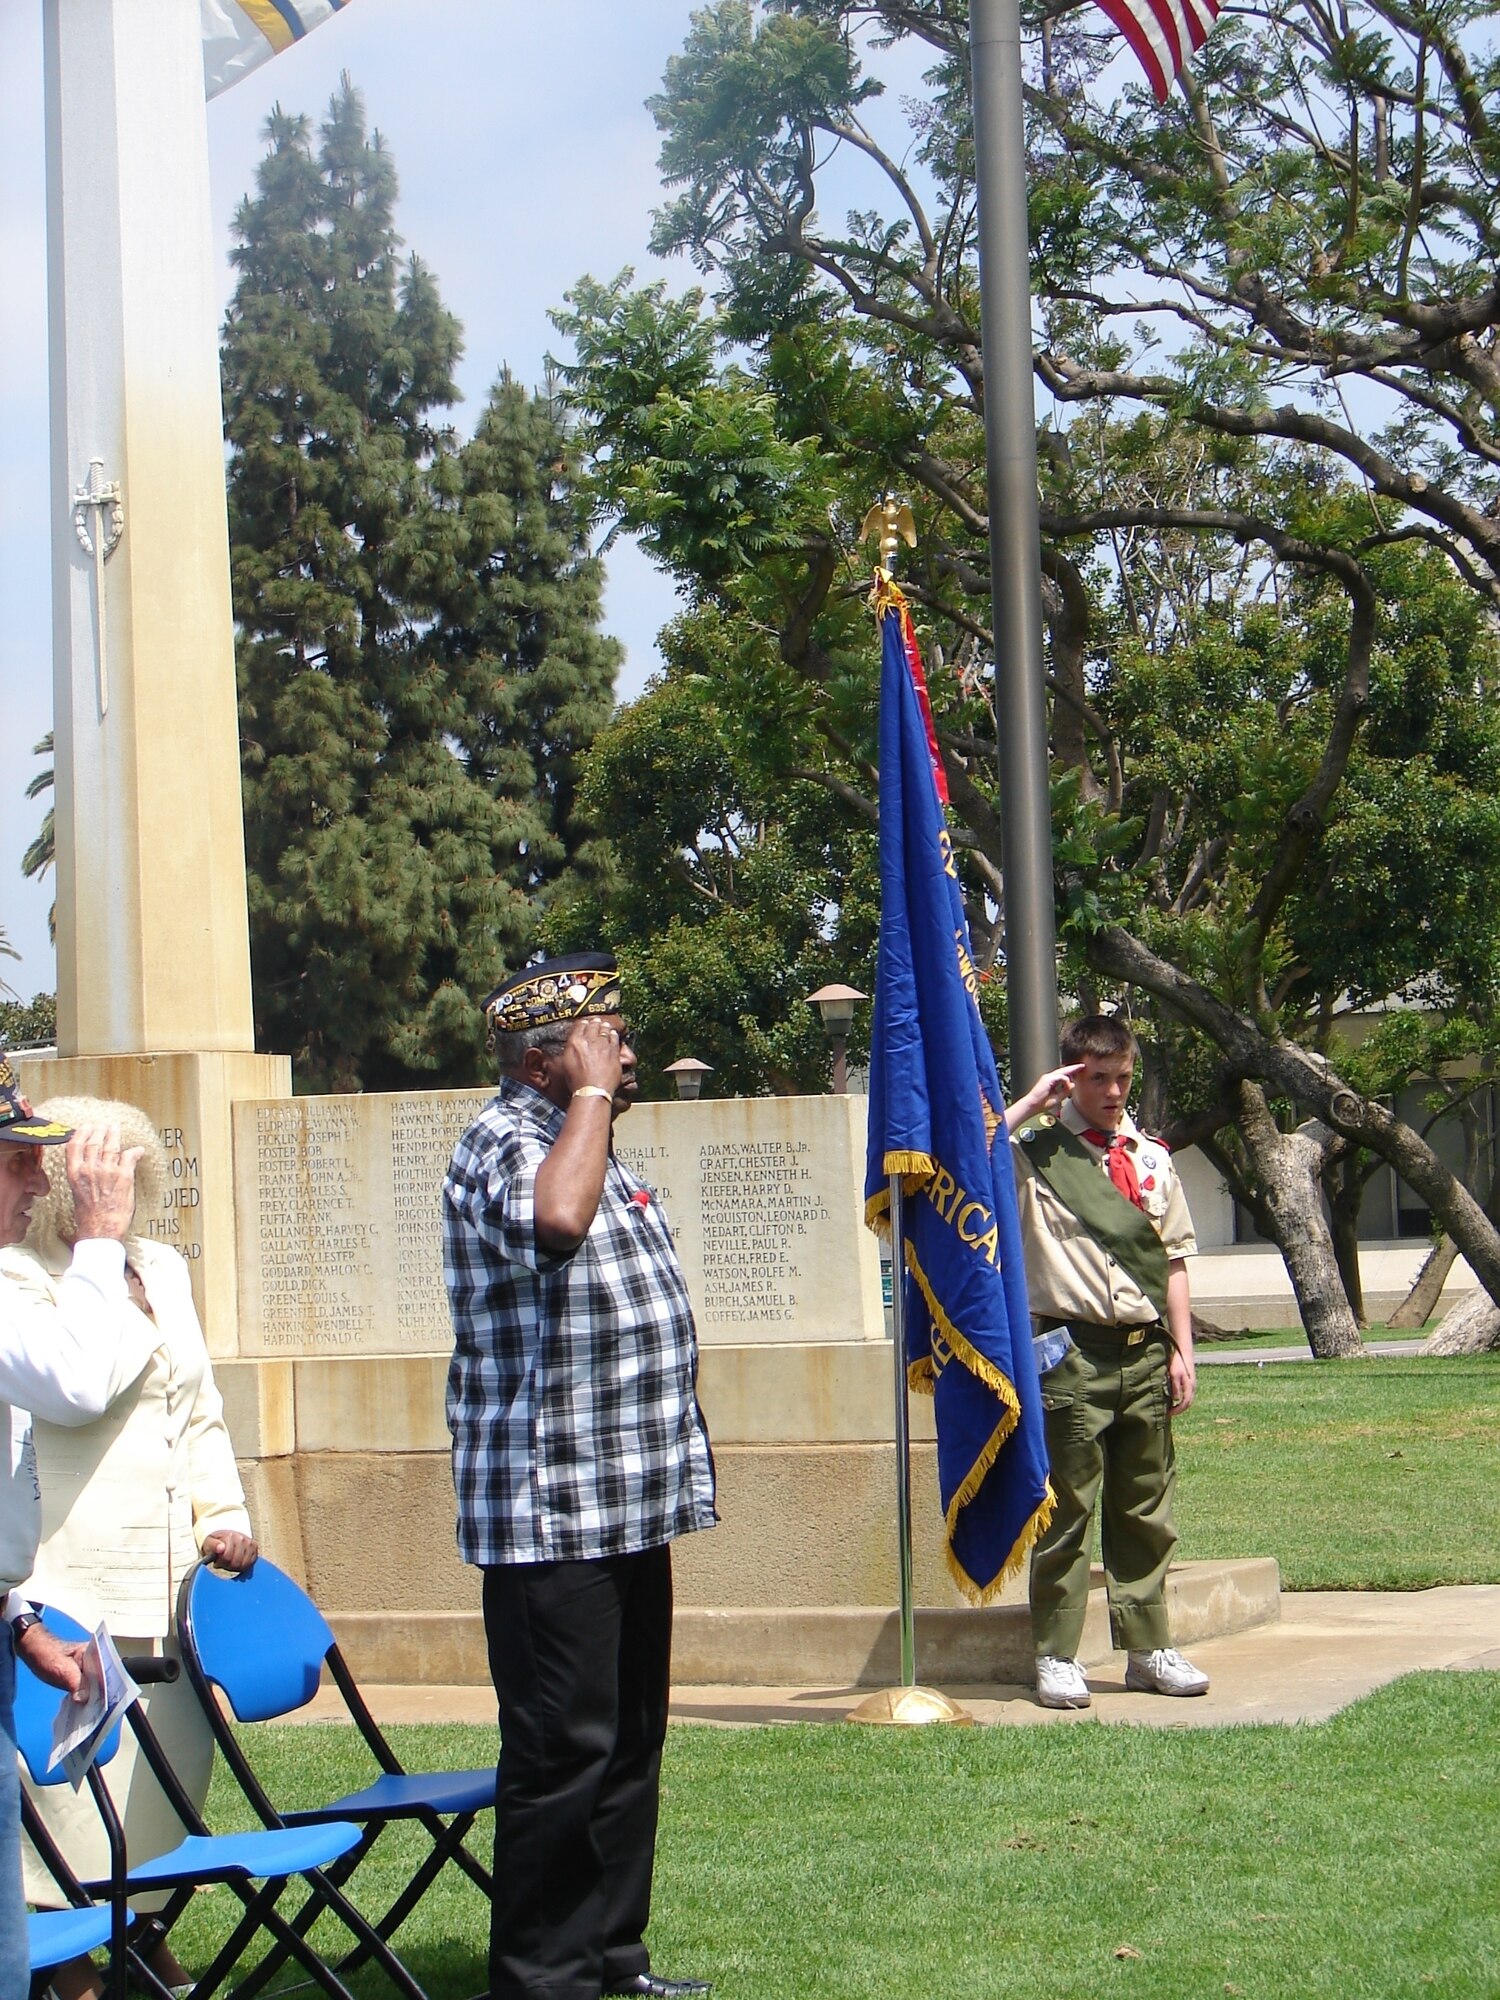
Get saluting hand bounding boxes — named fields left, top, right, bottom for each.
left=66, top=1124, right=146, bottom=1242
left=1004, top=1063, right=1086, bottom=1134
left=558, top=1018, right=625, bottom=1102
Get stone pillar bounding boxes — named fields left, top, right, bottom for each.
left=44, top=0, right=254, bottom=1056
left=38, top=1, right=291, bottom=1355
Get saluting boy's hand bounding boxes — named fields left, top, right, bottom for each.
left=1004, top=1063, right=1086, bottom=1134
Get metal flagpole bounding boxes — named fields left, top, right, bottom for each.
left=847, top=506, right=972, bottom=1729
left=847, top=1174, right=972, bottom=1726
left=889, top=1176, right=917, bottom=1688
left=969, top=0, right=1061, bottom=1088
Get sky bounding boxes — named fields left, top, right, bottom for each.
left=0, top=0, right=731, bottom=992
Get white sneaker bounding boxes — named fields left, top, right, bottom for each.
left=1125, top=1646, right=1210, bottom=1696
left=1035, top=1655, right=1092, bottom=1708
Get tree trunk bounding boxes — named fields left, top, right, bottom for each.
left=1420, top=1290, right=1500, bottom=1355
left=1085, top=923, right=1500, bottom=1309
left=1231, top=1083, right=1366, bottom=1357
left=1388, top=1237, right=1459, bottom=1329
left=1325, top=1152, right=1368, bottom=1327
left=1393, top=1104, right=1500, bottom=1327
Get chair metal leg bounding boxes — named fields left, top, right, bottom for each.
left=215, top=1826, right=381, bottom=2000
left=330, top=1815, right=484, bottom=1973
left=205, top=1879, right=360, bottom=2000
left=296, top=1866, right=431, bottom=2000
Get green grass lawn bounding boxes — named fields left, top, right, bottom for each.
left=169, top=1673, right=1500, bottom=2000
left=1173, top=1355, right=1500, bottom=1588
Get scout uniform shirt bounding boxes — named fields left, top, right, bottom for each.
left=1011, top=1099, right=1197, bottom=1326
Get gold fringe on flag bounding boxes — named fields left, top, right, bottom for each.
left=864, top=1152, right=937, bottom=1237
left=904, top=1238, right=1057, bottom=1606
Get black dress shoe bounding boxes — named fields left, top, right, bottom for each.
left=603, top=1976, right=712, bottom=1998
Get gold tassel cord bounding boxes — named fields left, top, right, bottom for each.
left=868, top=565, right=909, bottom=623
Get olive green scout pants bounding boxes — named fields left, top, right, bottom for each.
left=1030, top=1326, right=1178, bottom=1660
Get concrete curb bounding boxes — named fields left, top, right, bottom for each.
left=327, top=1557, right=1279, bottom=1689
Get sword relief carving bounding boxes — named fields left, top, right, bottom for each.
left=71, top=457, right=124, bottom=719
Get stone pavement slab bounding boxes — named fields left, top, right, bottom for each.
left=1198, top=1339, right=1425, bottom=1364
left=287, top=1584, right=1498, bottom=1732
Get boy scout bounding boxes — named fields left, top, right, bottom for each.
left=1005, top=1015, right=1209, bottom=1709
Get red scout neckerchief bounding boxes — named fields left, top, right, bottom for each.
left=1079, top=1128, right=1145, bottom=1210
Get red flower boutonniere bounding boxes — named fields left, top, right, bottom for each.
left=1141, top=1175, right=1156, bottom=1192
left=631, top=1189, right=652, bottom=1208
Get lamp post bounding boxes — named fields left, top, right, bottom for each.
left=806, top=983, right=868, bottom=1095
left=664, top=1057, right=712, bottom=1102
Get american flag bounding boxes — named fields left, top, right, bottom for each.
left=1095, top=0, right=1221, bottom=100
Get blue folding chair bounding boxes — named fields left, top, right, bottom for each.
left=29, top=1902, right=112, bottom=1978
left=178, top=1560, right=492, bottom=1991
left=15, top=1605, right=425, bottom=2000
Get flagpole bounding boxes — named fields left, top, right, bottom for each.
left=848, top=518, right=973, bottom=1729
left=848, top=1170, right=972, bottom=1726
left=888, top=1175, right=917, bottom=1688
left=969, top=0, right=1061, bottom=1088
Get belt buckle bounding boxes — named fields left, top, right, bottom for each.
left=1125, top=1327, right=1146, bottom=1347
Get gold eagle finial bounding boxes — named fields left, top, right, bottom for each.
left=858, top=495, right=917, bottom=570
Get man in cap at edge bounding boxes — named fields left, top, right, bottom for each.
left=444, top=955, right=717, bottom=2000
left=0, top=1060, right=156, bottom=1994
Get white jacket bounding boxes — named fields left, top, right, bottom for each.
left=3, top=1237, right=251, bottom=1637
left=0, top=1236, right=155, bottom=1594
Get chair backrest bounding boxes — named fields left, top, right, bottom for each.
left=182, top=1558, right=336, bottom=1722
left=13, top=1605, right=124, bottom=1787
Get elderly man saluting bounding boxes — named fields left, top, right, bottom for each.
left=0, top=1060, right=154, bottom=1994
left=444, top=954, right=717, bottom=2000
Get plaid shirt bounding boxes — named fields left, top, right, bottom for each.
left=443, top=1077, right=718, bottom=1565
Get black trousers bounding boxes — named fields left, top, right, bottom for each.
left=482, top=1545, right=674, bottom=2000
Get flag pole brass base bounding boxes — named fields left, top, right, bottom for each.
left=846, top=1685, right=975, bottom=1726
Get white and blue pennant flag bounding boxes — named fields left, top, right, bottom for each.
left=202, top=0, right=353, bottom=100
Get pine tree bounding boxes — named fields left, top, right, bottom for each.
left=223, top=82, right=616, bottom=1089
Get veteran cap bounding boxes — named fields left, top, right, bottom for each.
left=483, top=953, right=623, bottom=1035
left=0, top=1056, right=71, bottom=1146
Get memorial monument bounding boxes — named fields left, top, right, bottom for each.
left=18, top=0, right=1279, bottom=1690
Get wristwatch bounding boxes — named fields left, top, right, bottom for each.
left=9, top=1608, right=43, bottom=1643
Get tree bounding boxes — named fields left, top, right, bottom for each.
left=225, top=82, right=616, bottom=1090
left=0, top=993, right=56, bottom=1049
left=546, top=670, right=882, bottom=1095
left=22, top=733, right=55, bottom=944
left=551, top=0, right=1500, bottom=1345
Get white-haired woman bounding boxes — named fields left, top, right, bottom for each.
left=2, top=1096, right=256, bottom=2000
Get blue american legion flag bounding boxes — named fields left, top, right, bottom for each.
left=863, top=574, right=1052, bottom=1603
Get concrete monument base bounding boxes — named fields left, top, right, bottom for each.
left=212, top=1341, right=1279, bottom=1689
left=324, top=1559, right=1281, bottom=1688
